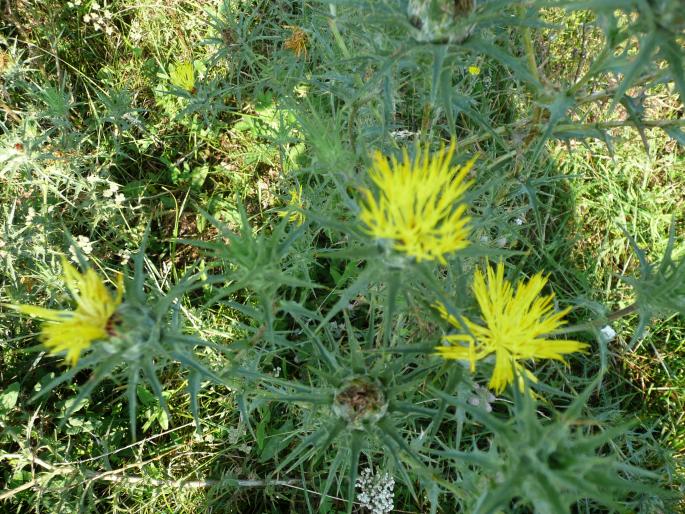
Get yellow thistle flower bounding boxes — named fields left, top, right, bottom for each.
left=468, top=65, right=480, bottom=76
left=435, top=261, right=588, bottom=393
left=279, top=185, right=305, bottom=226
left=4, top=258, right=123, bottom=366
left=359, top=142, right=475, bottom=264
left=284, top=26, right=308, bottom=59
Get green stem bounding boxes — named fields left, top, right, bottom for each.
left=328, top=5, right=351, bottom=60
left=559, top=303, right=639, bottom=335
left=555, top=118, right=685, bottom=132
left=518, top=8, right=540, bottom=84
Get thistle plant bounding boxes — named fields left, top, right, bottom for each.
left=625, top=226, right=685, bottom=323
left=433, top=381, right=673, bottom=513
left=260, top=316, right=437, bottom=513
left=1, top=0, right=684, bottom=512
left=4, top=241, right=222, bottom=438
left=5, top=257, right=123, bottom=366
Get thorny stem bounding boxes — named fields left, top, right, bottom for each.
left=454, top=116, right=685, bottom=151
left=0, top=453, right=297, bottom=497
left=0, top=453, right=398, bottom=510
left=556, top=119, right=685, bottom=130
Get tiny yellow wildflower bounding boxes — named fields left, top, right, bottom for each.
left=279, top=185, right=305, bottom=226
left=359, top=142, right=475, bottom=264
left=435, top=261, right=588, bottom=393
left=4, top=258, right=123, bottom=366
left=169, top=61, right=196, bottom=93
left=284, top=26, right=308, bottom=59
left=468, top=65, right=480, bottom=76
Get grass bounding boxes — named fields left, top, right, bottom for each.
left=1, top=1, right=685, bottom=512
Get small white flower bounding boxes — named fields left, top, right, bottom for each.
left=103, top=182, right=120, bottom=198
left=86, top=174, right=99, bottom=184
left=129, top=19, right=143, bottom=44
left=118, top=249, right=132, bottom=265
left=26, top=207, right=37, bottom=223
left=599, top=325, right=617, bottom=342
left=91, top=1, right=100, bottom=10
left=70, top=235, right=94, bottom=262
left=114, top=193, right=125, bottom=205
left=105, top=25, right=115, bottom=36
left=83, top=13, right=91, bottom=22
left=76, top=235, right=93, bottom=254
left=514, top=217, right=524, bottom=226
left=103, top=9, right=112, bottom=19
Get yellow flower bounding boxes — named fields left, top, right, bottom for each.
left=279, top=185, right=305, bottom=226
left=468, top=65, right=480, bottom=76
left=169, top=61, right=196, bottom=93
left=5, top=258, right=123, bottom=366
left=359, top=142, right=475, bottom=264
left=284, top=26, right=308, bottom=59
left=435, top=261, right=588, bottom=393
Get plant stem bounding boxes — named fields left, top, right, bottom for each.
left=559, top=303, right=639, bottom=335
left=518, top=8, right=540, bottom=84
left=328, top=5, right=351, bottom=60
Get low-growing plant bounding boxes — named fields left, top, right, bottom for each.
left=1, top=0, right=684, bottom=512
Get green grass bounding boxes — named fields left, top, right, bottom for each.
left=1, top=0, right=684, bottom=512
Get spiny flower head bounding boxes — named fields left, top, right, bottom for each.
left=279, top=184, right=305, bottom=226
left=5, top=257, right=123, bottom=366
left=284, top=26, right=308, bottom=59
left=435, top=261, right=588, bottom=393
left=359, top=142, right=474, bottom=264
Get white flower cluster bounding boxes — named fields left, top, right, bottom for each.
left=82, top=2, right=117, bottom=36
left=356, top=467, right=395, bottom=514
left=70, top=235, right=94, bottom=262
left=102, top=181, right=125, bottom=206
left=117, top=248, right=132, bottom=266
left=129, top=18, right=144, bottom=44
